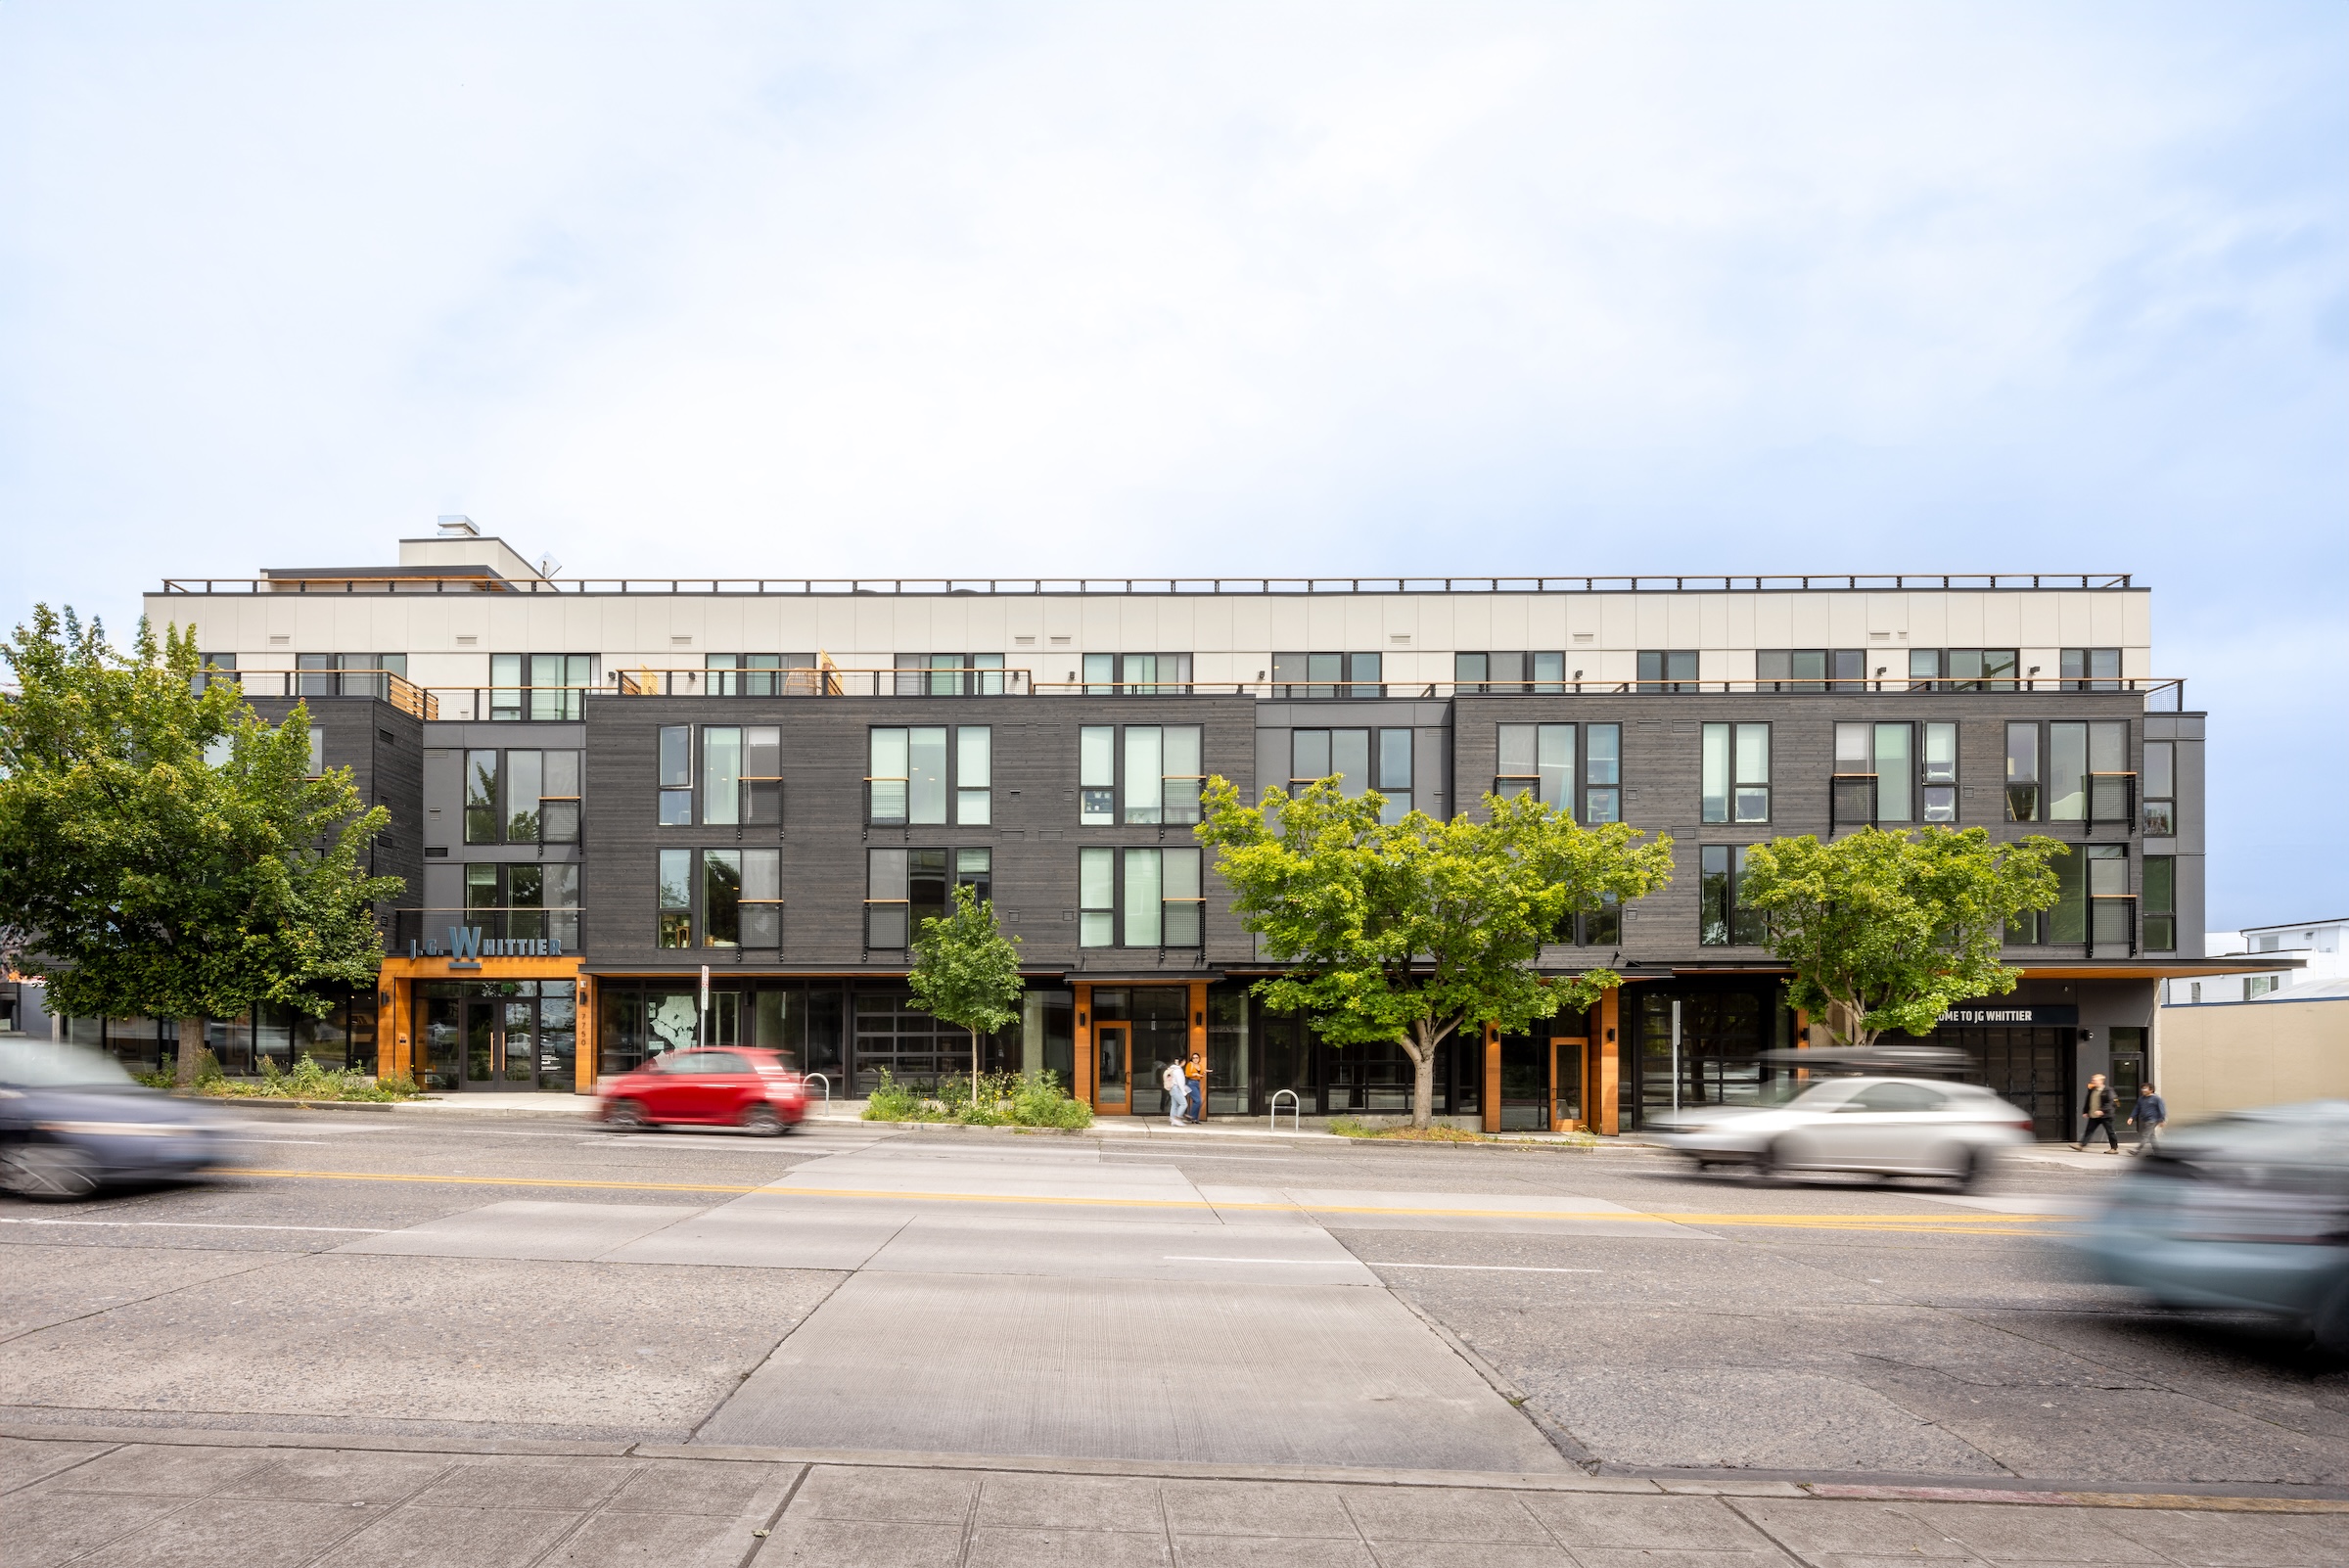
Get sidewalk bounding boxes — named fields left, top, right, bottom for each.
left=5, top=1425, right=2344, bottom=1568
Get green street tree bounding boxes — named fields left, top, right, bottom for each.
left=906, top=880, right=1027, bottom=1110
left=0, top=607, right=403, bottom=1083
left=1736, top=825, right=2066, bottom=1048
left=1196, top=777, right=1675, bottom=1129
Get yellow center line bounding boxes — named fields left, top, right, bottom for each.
left=216, top=1168, right=2065, bottom=1233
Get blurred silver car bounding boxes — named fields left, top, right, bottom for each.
left=0, top=1039, right=231, bottom=1200
left=1651, top=1076, right=2036, bottom=1188
left=2077, top=1101, right=2349, bottom=1353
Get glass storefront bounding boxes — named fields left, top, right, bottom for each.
left=62, top=992, right=379, bottom=1078
left=414, top=980, right=576, bottom=1092
left=1626, top=982, right=1799, bottom=1129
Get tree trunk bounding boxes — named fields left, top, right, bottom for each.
left=175, top=1018, right=206, bottom=1088
left=1407, top=1022, right=1440, bottom=1129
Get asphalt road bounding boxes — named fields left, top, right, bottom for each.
left=3, top=1107, right=2342, bottom=1490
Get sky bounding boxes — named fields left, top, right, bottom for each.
left=1, top=2, right=2342, bottom=928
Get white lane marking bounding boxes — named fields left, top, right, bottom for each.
left=1366, top=1261, right=1603, bottom=1272
left=1161, top=1255, right=1361, bottom=1266
left=0, top=1218, right=390, bottom=1233
left=218, top=1138, right=328, bottom=1145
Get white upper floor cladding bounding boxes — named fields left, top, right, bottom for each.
left=143, top=532, right=2156, bottom=694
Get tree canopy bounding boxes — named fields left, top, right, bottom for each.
left=1736, top=825, right=2065, bottom=1047
left=1196, top=777, right=1674, bottom=1127
left=0, top=606, right=401, bottom=1051
left=906, top=880, right=1026, bottom=1098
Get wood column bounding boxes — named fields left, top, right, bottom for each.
left=1074, top=983, right=1094, bottom=1106
left=575, top=974, right=597, bottom=1093
left=1547, top=1038, right=1560, bottom=1131
left=1187, top=979, right=1209, bottom=1120
left=1596, top=987, right=1622, bottom=1135
left=376, top=975, right=402, bottom=1081
left=1481, top=1022, right=1501, bottom=1133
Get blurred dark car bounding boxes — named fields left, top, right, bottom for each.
left=591, top=1047, right=806, bottom=1134
left=0, top=1039, right=232, bottom=1201
left=2078, top=1100, right=2349, bottom=1353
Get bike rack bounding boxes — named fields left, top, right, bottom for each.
left=805, top=1073, right=831, bottom=1107
left=1269, top=1088, right=1301, bottom=1133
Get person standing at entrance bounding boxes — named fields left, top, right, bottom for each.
left=2076, top=1074, right=2119, bottom=1152
left=1161, top=1058, right=1188, bottom=1128
left=1183, top=1051, right=1206, bottom=1124
left=2131, top=1082, right=2167, bottom=1155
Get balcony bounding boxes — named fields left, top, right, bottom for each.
left=214, top=668, right=438, bottom=720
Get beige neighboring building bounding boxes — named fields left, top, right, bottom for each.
left=2157, top=992, right=2349, bottom=1122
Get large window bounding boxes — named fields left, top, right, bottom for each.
left=2062, top=648, right=2121, bottom=691
left=1699, top=846, right=1766, bottom=945
left=1831, top=722, right=1914, bottom=827
left=2033, top=843, right=2130, bottom=945
left=1701, top=722, right=1770, bottom=824
left=869, top=726, right=988, bottom=826
left=465, top=750, right=500, bottom=844
left=2142, top=855, right=2176, bottom=951
left=1082, top=653, right=1194, bottom=695
left=297, top=652, right=408, bottom=698
left=657, top=849, right=780, bottom=949
left=2005, top=722, right=2040, bottom=822
left=1636, top=650, right=1698, bottom=693
left=865, top=848, right=989, bottom=948
left=1756, top=650, right=1864, bottom=692
left=490, top=654, right=595, bottom=720
left=1119, top=725, right=1204, bottom=824
left=1585, top=723, right=1621, bottom=823
left=455, top=862, right=580, bottom=946
left=2142, top=741, right=2175, bottom=837
left=2047, top=720, right=2130, bottom=822
left=1078, top=847, right=1203, bottom=947
left=706, top=653, right=817, bottom=696
left=895, top=654, right=1005, bottom=696
left=656, top=726, right=781, bottom=826
left=1920, top=722, right=1958, bottom=822
left=1456, top=652, right=1570, bottom=693
left=1292, top=727, right=1412, bottom=821
left=1272, top=652, right=1382, bottom=699
left=498, top=749, right=582, bottom=843
left=659, top=850, right=692, bottom=947
left=1497, top=724, right=1574, bottom=811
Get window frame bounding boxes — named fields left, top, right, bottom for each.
left=2141, top=740, right=2175, bottom=837
left=866, top=724, right=965, bottom=826
left=1079, top=845, right=1205, bottom=949
left=1698, top=845, right=1767, bottom=945
left=2061, top=647, right=2122, bottom=692
left=1271, top=652, right=1383, bottom=699
left=1701, top=721, right=1771, bottom=825
left=489, top=653, right=596, bottom=721
left=864, top=846, right=990, bottom=949
left=1635, top=650, right=1698, bottom=694
left=1082, top=653, right=1195, bottom=696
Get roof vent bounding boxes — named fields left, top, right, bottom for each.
left=437, top=515, right=480, bottom=537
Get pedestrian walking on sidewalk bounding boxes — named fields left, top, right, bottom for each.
left=1183, top=1051, right=1207, bottom=1124
left=1161, top=1058, right=1188, bottom=1128
left=2076, top=1074, right=2119, bottom=1152
left=2131, top=1083, right=2168, bottom=1155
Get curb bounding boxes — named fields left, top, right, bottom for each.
left=2, top=1423, right=2342, bottom=1509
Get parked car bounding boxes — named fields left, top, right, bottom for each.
left=2076, top=1101, right=2349, bottom=1353
left=592, top=1047, right=807, bottom=1134
left=1649, top=1075, right=2035, bottom=1188
left=0, top=1039, right=232, bottom=1201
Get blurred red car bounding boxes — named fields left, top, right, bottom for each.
left=593, top=1048, right=807, bottom=1134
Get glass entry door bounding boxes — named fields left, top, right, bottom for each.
left=1095, top=1024, right=1129, bottom=1109
left=461, top=996, right=537, bottom=1090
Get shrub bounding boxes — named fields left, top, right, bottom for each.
left=861, top=1068, right=1091, bottom=1128
left=862, top=1069, right=941, bottom=1123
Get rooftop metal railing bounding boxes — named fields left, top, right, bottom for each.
left=157, top=573, right=2138, bottom=596
left=201, top=669, right=2189, bottom=717
left=201, top=668, right=438, bottom=720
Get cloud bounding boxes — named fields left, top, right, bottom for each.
left=1, top=0, right=2342, bottom=918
